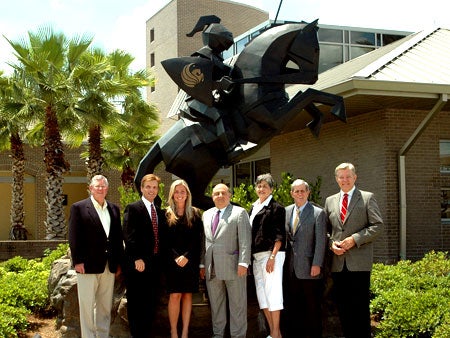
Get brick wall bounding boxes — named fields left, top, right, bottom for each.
left=0, top=240, right=67, bottom=262
left=271, top=108, right=450, bottom=262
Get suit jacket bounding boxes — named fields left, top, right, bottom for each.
left=285, top=202, right=327, bottom=279
left=201, top=203, right=252, bottom=280
left=122, top=199, right=167, bottom=272
left=324, top=188, right=383, bottom=272
left=249, top=198, right=286, bottom=254
left=68, top=197, right=123, bottom=274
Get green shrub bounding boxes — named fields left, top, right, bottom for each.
left=1, top=256, right=29, bottom=272
left=42, top=243, right=69, bottom=269
left=0, top=303, right=29, bottom=338
left=230, top=172, right=323, bottom=210
left=370, top=251, right=450, bottom=337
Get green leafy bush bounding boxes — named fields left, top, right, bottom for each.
left=0, top=244, right=68, bottom=337
left=370, top=251, right=450, bottom=337
left=42, top=243, right=69, bottom=269
left=2, top=255, right=29, bottom=272
left=0, top=303, right=29, bottom=338
left=230, top=172, right=323, bottom=210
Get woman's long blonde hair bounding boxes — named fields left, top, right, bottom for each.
left=166, top=179, right=198, bottom=227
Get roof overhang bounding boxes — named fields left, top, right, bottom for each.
left=283, top=79, right=450, bottom=133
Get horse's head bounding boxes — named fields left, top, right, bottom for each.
left=231, top=20, right=319, bottom=85
left=285, top=20, right=319, bottom=84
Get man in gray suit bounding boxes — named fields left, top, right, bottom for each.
left=200, top=183, right=252, bottom=338
left=284, top=179, right=327, bottom=338
left=324, top=163, right=383, bottom=338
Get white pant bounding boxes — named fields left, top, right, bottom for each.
left=76, top=265, right=115, bottom=338
left=252, top=251, right=285, bottom=311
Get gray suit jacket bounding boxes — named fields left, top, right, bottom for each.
left=285, top=202, right=327, bottom=279
left=201, top=203, right=252, bottom=280
left=324, top=188, right=383, bottom=272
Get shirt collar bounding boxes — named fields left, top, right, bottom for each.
left=142, top=196, right=155, bottom=208
left=253, top=194, right=273, bottom=208
left=91, top=195, right=108, bottom=210
left=340, top=186, right=356, bottom=198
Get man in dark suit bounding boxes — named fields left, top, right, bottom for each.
left=68, top=175, right=124, bottom=338
left=122, top=173, right=166, bottom=338
left=284, top=179, right=327, bottom=338
left=200, top=183, right=252, bottom=338
left=324, top=163, right=383, bottom=338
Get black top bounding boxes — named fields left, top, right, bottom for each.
left=250, top=198, right=286, bottom=254
left=163, top=212, right=204, bottom=293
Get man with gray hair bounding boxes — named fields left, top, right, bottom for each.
left=69, top=175, right=124, bottom=337
left=325, top=163, right=383, bottom=338
left=283, top=179, right=327, bottom=338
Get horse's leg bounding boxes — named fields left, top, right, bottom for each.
left=275, top=88, right=346, bottom=136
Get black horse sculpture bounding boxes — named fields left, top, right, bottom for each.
left=135, top=17, right=346, bottom=209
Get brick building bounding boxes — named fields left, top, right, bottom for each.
left=272, top=27, right=450, bottom=261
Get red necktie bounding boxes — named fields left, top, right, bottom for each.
left=151, top=203, right=159, bottom=253
left=211, top=210, right=220, bottom=235
left=340, top=193, right=348, bottom=223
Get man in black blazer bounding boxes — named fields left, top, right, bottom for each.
left=284, top=179, right=327, bottom=338
left=68, top=175, right=124, bottom=338
left=324, top=163, right=383, bottom=338
left=122, top=174, right=166, bottom=338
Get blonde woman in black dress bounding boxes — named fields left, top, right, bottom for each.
left=164, top=179, right=203, bottom=338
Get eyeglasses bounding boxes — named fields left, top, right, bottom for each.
left=93, top=185, right=108, bottom=190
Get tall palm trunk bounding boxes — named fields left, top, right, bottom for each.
left=86, top=124, right=104, bottom=182
left=44, top=106, right=70, bottom=240
left=9, top=132, right=27, bottom=240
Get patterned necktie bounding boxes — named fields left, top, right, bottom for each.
left=293, top=207, right=300, bottom=233
left=340, top=193, right=348, bottom=223
left=211, top=210, right=220, bottom=235
left=151, top=203, right=159, bottom=253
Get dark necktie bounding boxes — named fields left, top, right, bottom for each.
left=211, top=210, right=220, bottom=235
left=151, top=203, right=159, bottom=253
left=340, top=193, right=348, bottom=223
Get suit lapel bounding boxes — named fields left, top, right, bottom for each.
left=86, top=199, right=104, bottom=230
left=346, top=189, right=361, bottom=221
left=214, top=204, right=232, bottom=237
left=295, top=202, right=312, bottom=235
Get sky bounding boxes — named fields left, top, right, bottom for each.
left=0, top=0, right=449, bottom=74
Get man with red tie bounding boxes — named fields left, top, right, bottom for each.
left=122, top=174, right=166, bottom=338
left=324, top=163, right=383, bottom=338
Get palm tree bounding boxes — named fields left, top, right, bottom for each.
left=6, top=27, right=94, bottom=239
left=0, top=72, right=39, bottom=240
left=0, top=71, right=41, bottom=239
left=75, top=49, right=152, bottom=182
left=102, top=92, right=160, bottom=188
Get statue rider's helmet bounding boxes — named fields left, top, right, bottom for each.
left=186, top=15, right=234, bottom=54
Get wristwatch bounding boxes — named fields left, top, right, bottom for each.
left=269, top=254, right=276, bottom=260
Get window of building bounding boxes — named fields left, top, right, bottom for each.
left=150, top=28, right=155, bottom=43
left=381, top=33, right=406, bottom=45
left=441, top=188, right=450, bottom=220
left=318, top=28, right=343, bottom=43
left=233, top=158, right=270, bottom=187
left=222, top=47, right=234, bottom=61
left=236, top=37, right=249, bottom=54
left=319, top=44, right=344, bottom=73
left=440, top=140, right=450, bottom=172
left=150, top=53, right=155, bottom=67
left=350, top=31, right=375, bottom=46
left=350, top=46, right=375, bottom=59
